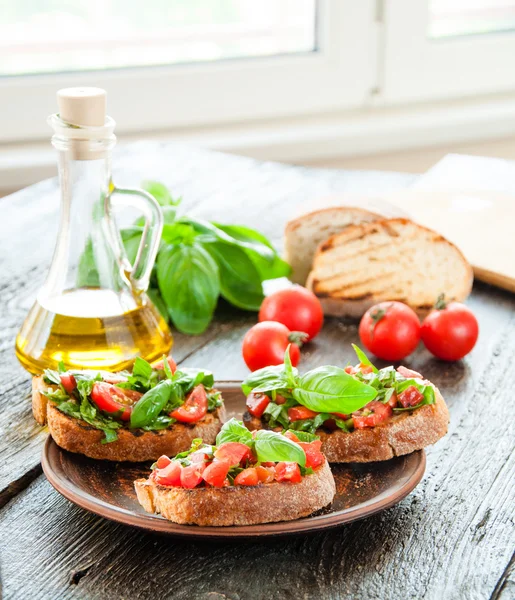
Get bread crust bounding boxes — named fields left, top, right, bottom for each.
left=244, top=387, right=449, bottom=463
left=134, top=460, right=336, bottom=526
left=33, top=376, right=226, bottom=462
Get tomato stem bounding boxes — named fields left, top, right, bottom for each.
left=435, top=293, right=448, bottom=310
left=369, top=305, right=390, bottom=338
left=288, top=331, right=309, bottom=347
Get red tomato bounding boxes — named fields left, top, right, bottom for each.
left=214, top=442, right=253, bottom=466
left=234, top=467, right=259, bottom=486
left=258, top=285, right=324, bottom=341
left=275, top=394, right=286, bottom=405
left=189, top=450, right=210, bottom=464
left=60, top=373, right=76, bottom=394
left=154, top=460, right=182, bottom=486
left=101, top=372, right=128, bottom=385
left=353, top=401, right=393, bottom=429
left=397, top=365, right=423, bottom=379
left=202, top=461, right=230, bottom=487
left=90, top=382, right=136, bottom=421
left=288, top=406, right=319, bottom=421
left=180, top=462, right=206, bottom=489
left=242, top=321, right=301, bottom=372
left=255, top=465, right=275, bottom=483
left=153, top=356, right=177, bottom=373
left=421, top=300, right=479, bottom=361
left=275, top=462, right=302, bottom=483
left=170, top=385, right=208, bottom=423
left=246, top=392, right=270, bottom=418
left=359, top=302, right=421, bottom=361
left=156, top=455, right=171, bottom=469
left=283, top=431, right=300, bottom=442
left=398, top=386, right=424, bottom=408
left=299, top=441, right=325, bottom=469
left=387, top=393, right=398, bottom=409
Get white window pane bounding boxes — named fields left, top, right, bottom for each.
left=1, top=0, right=317, bottom=77
left=429, top=0, right=515, bottom=38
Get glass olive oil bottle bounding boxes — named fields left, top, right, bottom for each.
left=15, top=88, right=172, bottom=373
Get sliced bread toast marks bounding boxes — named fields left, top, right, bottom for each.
left=32, top=376, right=226, bottom=462
left=243, top=386, right=449, bottom=463
left=306, top=218, right=473, bottom=317
left=284, top=207, right=381, bottom=285
left=135, top=460, right=336, bottom=526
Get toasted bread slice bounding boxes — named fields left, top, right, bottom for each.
left=33, top=376, right=226, bottom=462
left=306, top=218, right=473, bottom=317
left=284, top=207, right=382, bottom=285
left=244, top=387, right=449, bottom=463
left=134, top=460, right=335, bottom=526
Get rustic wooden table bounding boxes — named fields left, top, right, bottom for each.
left=1, top=143, right=513, bottom=600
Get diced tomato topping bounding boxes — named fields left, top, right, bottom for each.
left=180, top=462, right=206, bottom=489
left=156, top=455, right=171, bottom=469
left=119, top=388, right=144, bottom=403
left=202, top=461, right=231, bottom=487
left=189, top=451, right=210, bottom=464
left=333, top=412, right=350, bottom=419
left=246, top=392, right=270, bottom=418
left=288, top=406, right=319, bottom=421
left=360, top=364, right=373, bottom=374
left=60, top=373, right=76, bottom=394
left=387, top=392, right=398, bottom=409
left=101, top=373, right=128, bottom=385
left=344, top=365, right=354, bottom=374
left=299, top=441, right=325, bottom=469
left=154, top=460, right=182, bottom=486
left=398, top=385, right=424, bottom=408
left=397, top=365, right=422, bottom=379
left=353, top=401, right=393, bottom=429
left=234, top=467, right=259, bottom=486
left=275, top=462, right=302, bottom=483
left=153, top=356, right=177, bottom=373
left=170, top=384, right=208, bottom=423
left=283, top=431, right=300, bottom=443
left=260, top=462, right=275, bottom=467
left=90, top=382, right=135, bottom=421
left=255, top=465, right=275, bottom=483
left=214, top=442, right=253, bottom=466
left=275, top=394, right=287, bottom=405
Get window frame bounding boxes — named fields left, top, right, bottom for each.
left=0, top=0, right=377, bottom=144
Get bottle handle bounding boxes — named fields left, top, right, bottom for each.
left=104, top=185, right=163, bottom=294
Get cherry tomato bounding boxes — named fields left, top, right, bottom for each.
left=288, top=406, right=319, bottom=421
left=421, top=300, right=479, bottom=361
left=156, top=455, right=171, bottom=469
left=154, top=460, right=182, bottom=486
left=352, top=401, right=393, bottom=429
left=242, top=321, right=302, bottom=372
left=60, top=373, right=76, bottom=394
left=90, top=382, right=137, bottom=421
left=299, top=440, right=324, bottom=469
left=214, top=442, right=253, bottom=466
left=275, top=462, right=302, bottom=483
left=234, top=467, right=259, bottom=486
left=202, top=461, right=230, bottom=487
left=180, top=462, right=206, bottom=489
left=246, top=392, right=270, bottom=418
left=259, top=285, right=324, bottom=341
left=255, top=465, right=275, bottom=483
left=170, top=385, right=208, bottom=423
left=397, top=386, right=424, bottom=408
left=359, top=301, right=421, bottom=361
left=153, top=356, right=177, bottom=373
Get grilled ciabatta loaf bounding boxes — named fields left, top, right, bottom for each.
left=306, top=218, right=473, bottom=318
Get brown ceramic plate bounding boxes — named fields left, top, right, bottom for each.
left=42, top=382, right=426, bottom=538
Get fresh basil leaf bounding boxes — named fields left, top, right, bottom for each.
left=130, top=379, right=174, bottom=429
left=173, top=368, right=214, bottom=392
left=142, top=181, right=181, bottom=207
left=43, top=369, right=62, bottom=386
left=286, top=430, right=319, bottom=442
left=141, top=415, right=176, bottom=431
left=207, top=391, right=222, bottom=411
left=263, top=401, right=291, bottom=429
left=299, top=465, right=314, bottom=476
left=157, top=241, right=220, bottom=335
left=293, top=365, right=377, bottom=413
left=204, top=241, right=264, bottom=310
left=216, top=418, right=253, bottom=446
left=241, top=364, right=297, bottom=396
left=101, top=428, right=119, bottom=444
left=121, top=227, right=144, bottom=264
left=133, top=356, right=153, bottom=381
left=254, top=430, right=306, bottom=467
left=351, top=344, right=378, bottom=373
left=161, top=223, right=198, bottom=245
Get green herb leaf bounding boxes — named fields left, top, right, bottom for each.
left=286, top=430, right=319, bottom=442
left=157, top=241, right=220, bottom=335
left=130, top=380, right=174, bottom=429
left=293, top=365, right=377, bottom=413
left=141, top=415, right=176, bottom=431
left=241, top=364, right=298, bottom=396
left=142, top=181, right=181, bottom=207
left=254, top=430, right=306, bottom=467
left=147, top=288, right=169, bottom=322
left=351, top=344, right=378, bottom=373
left=216, top=418, right=253, bottom=446
left=43, top=369, right=62, bottom=386
left=173, top=368, right=214, bottom=392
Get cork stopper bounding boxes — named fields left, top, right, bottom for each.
left=57, top=87, right=107, bottom=127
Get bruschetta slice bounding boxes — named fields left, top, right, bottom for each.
left=242, top=345, right=449, bottom=463
left=32, top=356, right=226, bottom=462
left=134, top=419, right=336, bottom=526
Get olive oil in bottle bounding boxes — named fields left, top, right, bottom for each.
left=15, top=88, right=172, bottom=373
